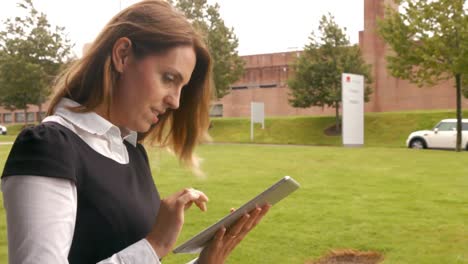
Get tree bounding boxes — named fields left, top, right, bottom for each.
left=0, top=0, right=73, bottom=124
left=288, top=14, right=372, bottom=132
left=169, top=0, right=244, bottom=99
left=378, top=0, right=468, bottom=151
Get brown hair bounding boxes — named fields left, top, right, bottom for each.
left=48, top=0, right=213, bottom=171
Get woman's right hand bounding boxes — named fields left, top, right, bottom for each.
left=197, top=204, right=271, bottom=264
left=145, top=188, right=209, bottom=258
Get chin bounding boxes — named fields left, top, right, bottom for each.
left=137, top=124, right=153, bottom=133
left=128, top=121, right=150, bottom=133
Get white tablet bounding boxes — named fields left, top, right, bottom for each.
left=173, top=176, right=300, bottom=254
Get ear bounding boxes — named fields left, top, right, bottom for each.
left=112, top=37, right=132, bottom=73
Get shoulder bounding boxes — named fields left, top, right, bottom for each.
left=2, top=122, right=79, bottom=183
left=15, top=122, right=76, bottom=145
left=12, top=122, right=78, bottom=156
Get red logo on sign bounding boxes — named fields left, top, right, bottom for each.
left=346, top=76, right=351, bottom=82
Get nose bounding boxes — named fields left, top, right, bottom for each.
left=165, top=87, right=182, bottom=110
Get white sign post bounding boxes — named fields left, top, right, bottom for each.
left=251, top=102, right=265, bottom=141
left=342, top=73, right=364, bottom=147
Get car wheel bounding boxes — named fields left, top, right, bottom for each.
left=410, top=139, right=426, bottom=149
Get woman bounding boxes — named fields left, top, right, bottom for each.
left=1, top=1, right=269, bottom=263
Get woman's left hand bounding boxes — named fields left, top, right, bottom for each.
left=197, top=204, right=271, bottom=264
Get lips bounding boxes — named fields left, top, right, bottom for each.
left=151, top=108, right=165, bottom=124
left=150, top=109, right=159, bottom=123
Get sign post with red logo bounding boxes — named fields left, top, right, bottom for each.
left=342, top=73, right=364, bottom=147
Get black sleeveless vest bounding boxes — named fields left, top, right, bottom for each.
left=2, top=122, right=161, bottom=264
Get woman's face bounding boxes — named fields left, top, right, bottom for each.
left=111, top=45, right=197, bottom=132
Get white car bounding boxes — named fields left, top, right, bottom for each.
left=0, top=125, right=7, bottom=135
left=406, top=119, right=468, bottom=149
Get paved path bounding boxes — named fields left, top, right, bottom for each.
left=0, top=142, right=13, bottom=145
left=205, top=142, right=322, bottom=147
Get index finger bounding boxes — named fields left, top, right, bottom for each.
left=192, top=189, right=209, bottom=211
left=178, top=189, right=209, bottom=211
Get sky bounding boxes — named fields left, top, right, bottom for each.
left=0, top=0, right=364, bottom=57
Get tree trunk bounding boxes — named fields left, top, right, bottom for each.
left=335, top=101, right=340, bottom=133
left=37, top=103, right=42, bottom=122
left=23, top=108, right=27, bottom=127
left=455, top=74, right=462, bottom=152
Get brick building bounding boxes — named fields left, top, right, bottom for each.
left=0, top=105, right=48, bottom=125
left=211, top=51, right=324, bottom=117
left=215, top=0, right=468, bottom=117
left=0, top=0, right=465, bottom=123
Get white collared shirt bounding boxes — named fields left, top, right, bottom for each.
left=1, top=98, right=198, bottom=264
left=48, top=98, right=138, bottom=164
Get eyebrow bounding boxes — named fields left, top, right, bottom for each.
left=167, top=68, right=187, bottom=86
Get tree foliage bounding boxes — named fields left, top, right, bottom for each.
left=0, top=0, right=72, bottom=123
left=378, top=0, right=468, bottom=151
left=288, top=13, right=372, bottom=131
left=169, top=0, right=244, bottom=99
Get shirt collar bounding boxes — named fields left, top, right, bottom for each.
left=54, top=98, right=138, bottom=147
left=121, top=127, right=138, bottom=146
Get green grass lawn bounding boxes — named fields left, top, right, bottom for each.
left=8, top=144, right=455, bottom=263
left=0, top=143, right=467, bottom=263
left=209, top=109, right=468, bottom=147
left=0, top=124, right=31, bottom=143
left=2, top=109, right=467, bottom=147
left=154, top=144, right=468, bottom=264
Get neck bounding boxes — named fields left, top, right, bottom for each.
left=94, top=103, right=129, bottom=137
left=94, top=103, right=111, bottom=122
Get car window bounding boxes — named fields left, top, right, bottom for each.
left=463, top=123, right=468, bottom=131
left=436, top=122, right=456, bottom=131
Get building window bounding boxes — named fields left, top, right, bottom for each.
left=260, top=83, right=278, bottom=88
left=15, top=112, right=25, bottom=123
left=27, top=112, right=35, bottom=122
left=3, top=113, right=12, bottom=123
left=232, top=85, right=248, bottom=90
left=210, top=104, right=223, bottom=117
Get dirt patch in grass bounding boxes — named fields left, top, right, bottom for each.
left=306, top=249, right=384, bottom=264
